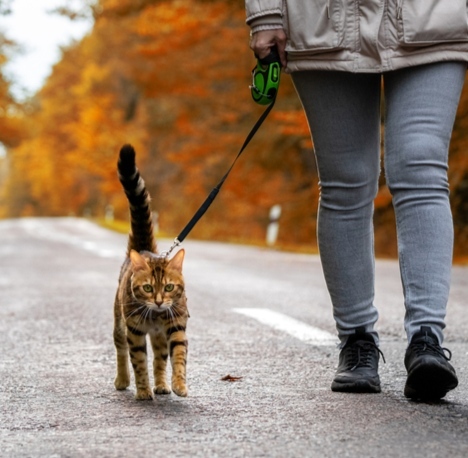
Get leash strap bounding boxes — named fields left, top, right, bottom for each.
left=166, top=97, right=276, bottom=255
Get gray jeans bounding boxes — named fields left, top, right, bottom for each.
left=292, top=62, right=466, bottom=345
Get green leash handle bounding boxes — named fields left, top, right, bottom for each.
left=250, top=46, right=282, bottom=105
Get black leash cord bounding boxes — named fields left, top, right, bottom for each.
left=168, top=97, right=276, bottom=252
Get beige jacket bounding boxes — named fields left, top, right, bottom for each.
left=246, top=0, right=468, bottom=73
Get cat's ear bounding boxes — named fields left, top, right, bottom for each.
left=130, top=250, right=150, bottom=272
left=168, top=249, right=185, bottom=273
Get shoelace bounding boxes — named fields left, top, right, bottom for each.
left=411, top=339, right=452, bottom=361
left=345, top=341, right=386, bottom=371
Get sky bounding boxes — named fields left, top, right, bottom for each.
left=0, top=0, right=92, bottom=99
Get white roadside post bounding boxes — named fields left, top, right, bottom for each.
left=266, top=204, right=282, bottom=247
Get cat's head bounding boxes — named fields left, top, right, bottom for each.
left=129, top=249, right=185, bottom=312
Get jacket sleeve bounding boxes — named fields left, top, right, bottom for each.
left=245, top=0, right=283, bottom=25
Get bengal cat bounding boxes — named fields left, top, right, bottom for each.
left=113, top=144, right=189, bottom=400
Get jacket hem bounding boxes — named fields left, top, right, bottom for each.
left=286, top=51, right=468, bottom=74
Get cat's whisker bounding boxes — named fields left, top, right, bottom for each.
left=167, top=309, right=176, bottom=327
left=125, top=305, right=147, bottom=320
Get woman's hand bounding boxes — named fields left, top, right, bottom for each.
left=250, top=29, right=288, bottom=68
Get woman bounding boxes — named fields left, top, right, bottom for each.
left=246, top=0, right=467, bottom=400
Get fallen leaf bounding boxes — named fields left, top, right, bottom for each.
left=220, top=374, right=243, bottom=382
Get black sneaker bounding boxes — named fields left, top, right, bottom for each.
left=404, top=326, right=458, bottom=401
left=331, top=328, right=384, bottom=393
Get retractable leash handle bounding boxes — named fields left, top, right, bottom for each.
left=164, top=48, right=282, bottom=257
left=250, top=47, right=282, bottom=105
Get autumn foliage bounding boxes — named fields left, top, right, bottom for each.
left=0, top=0, right=467, bottom=259
left=0, top=35, right=21, bottom=147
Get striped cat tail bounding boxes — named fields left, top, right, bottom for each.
left=118, top=144, right=157, bottom=255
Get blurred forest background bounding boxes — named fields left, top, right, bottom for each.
left=0, top=0, right=467, bottom=260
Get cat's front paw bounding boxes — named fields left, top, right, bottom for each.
left=172, top=382, right=188, bottom=397
left=114, top=375, right=130, bottom=391
left=154, top=384, right=171, bottom=395
left=135, top=388, right=154, bottom=400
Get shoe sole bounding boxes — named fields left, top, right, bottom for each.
left=331, top=379, right=381, bottom=394
left=404, top=361, right=458, bottom=400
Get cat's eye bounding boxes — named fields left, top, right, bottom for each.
left=164, top=284, right=174, bottom=292
left=142, top=284, right=153, bottom=293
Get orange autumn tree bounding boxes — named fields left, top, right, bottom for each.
left=3, top=10, right=148, bottom=216
left=0, top=37, right=21, bottom=147
left=0, top=30, right=26, bottom=217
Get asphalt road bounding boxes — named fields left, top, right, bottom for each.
left=1, top=217, right=467, bottom=457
